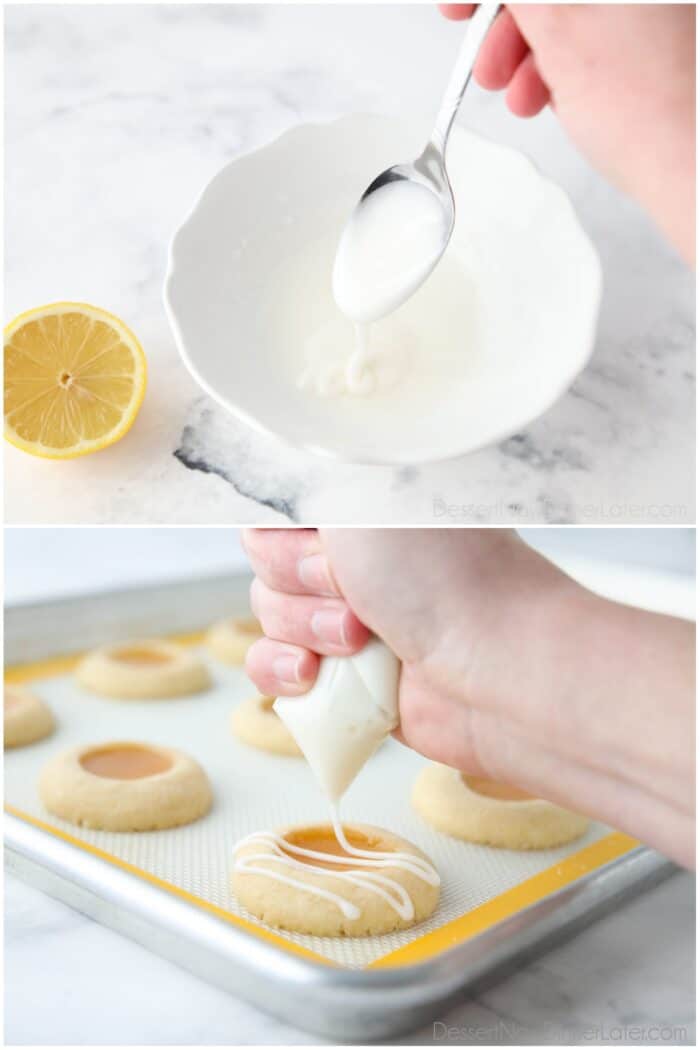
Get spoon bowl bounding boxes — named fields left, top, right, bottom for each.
left=332, top=146, right=454, bottom=325
left=359, top=143, right=455, bottom=244
left=332, top=4, right=501, bottom=324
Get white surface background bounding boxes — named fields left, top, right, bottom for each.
left=4, top=3, right=695, bottom=525
left=4, top=526, right=696, bottom=1043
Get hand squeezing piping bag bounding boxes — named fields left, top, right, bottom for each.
left=274, top=638, right=400, bottom=800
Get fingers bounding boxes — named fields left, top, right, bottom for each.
left=506, top=51, right=550, bottom=117
left=438, top=4, right=475, bottom=20
left=439, top=4, right=551, bottom=118
left=242, top=528, right=340, bottom=598
left=243, top=525, right=368, bottom=696
left=474, top=8, right=529, bottom=90
left=250, top=577, right=371, bottom=657
left=246, top=637, right=320, bottom=696
left=243, top=528, right=371, bottom=670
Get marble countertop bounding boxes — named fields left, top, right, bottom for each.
left=5, top=4, right=695, bottom=525
left=5, top=871, right=695, bottom=1045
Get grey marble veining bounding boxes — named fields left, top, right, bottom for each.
left=4, top=4, right=695, bottom=524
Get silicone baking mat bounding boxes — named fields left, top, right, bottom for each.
left=5, top=641, right=636, bottom=970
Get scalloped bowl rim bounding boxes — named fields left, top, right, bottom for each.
left=164, top=114, right=603, bottom=466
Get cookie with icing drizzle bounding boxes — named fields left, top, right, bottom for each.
left=232, top=820, right=440, bottom=937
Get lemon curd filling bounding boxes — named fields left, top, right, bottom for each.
left=80, top=745, right=173, bottom=780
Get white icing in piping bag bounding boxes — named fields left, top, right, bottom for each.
left=274, top=638, right=400, bottom=800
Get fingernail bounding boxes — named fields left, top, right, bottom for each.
left=298, top=554, right=336, bottom=596
left=272, top=652, right=303, bottom=685
left=311, top=608, right=348, bottom=646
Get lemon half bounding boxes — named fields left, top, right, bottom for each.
left=4, top=302, right=147, bottom=459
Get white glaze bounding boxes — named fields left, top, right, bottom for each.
left=297, top=179, right=449, bottom=399
left=333, top=179, right=449, bottom=324
left=233, top=808, right=439, bottom=922
left=274, top=639, right=400, bottom=800
left=296, top=318, right=410, bottom=399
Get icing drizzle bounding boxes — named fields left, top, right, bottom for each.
left=233, top=806, right=440, bottom=921
left=296, top=322, right=409, bottom=399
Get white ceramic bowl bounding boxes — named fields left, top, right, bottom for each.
left=165, top=114, right=602, bottom=464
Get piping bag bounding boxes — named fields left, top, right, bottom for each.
left=274, top=638, right=400, bottom=800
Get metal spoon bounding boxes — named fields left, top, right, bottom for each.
left=333, top=3, right=502, bottom=322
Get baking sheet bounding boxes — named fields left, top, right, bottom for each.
left=5, top=642, right=622, bottom=969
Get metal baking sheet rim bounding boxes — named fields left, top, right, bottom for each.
left=3, top=578, right=679, bottom=1039
left=4, top=811, right=673, bottom=1039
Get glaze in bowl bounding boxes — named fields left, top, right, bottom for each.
left=165, top=114, right=602, bottom=464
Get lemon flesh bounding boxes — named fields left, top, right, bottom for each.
left=4, top=302, right=147, bottom=459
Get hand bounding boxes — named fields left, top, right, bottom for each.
left=243, top=527, right=548, bottom=776
left=243, top=527, right=695, bottom=868
left=440, top=4, right=696, bottom=265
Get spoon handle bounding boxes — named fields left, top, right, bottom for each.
left=431, top=3, right=503, bottom=157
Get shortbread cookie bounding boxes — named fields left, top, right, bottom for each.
left=40, top=741, right=212, bottom=831
left=206, top=617, right=262, bottom=665
left=231, top=694, right=301, bottom=756
left=412, top=763, right=589, bottom=850
left=76, top=639, right=210, bottom=699
left=4, top=685, right=55, bottom=749
left=233, top=822, right=440, bottom=936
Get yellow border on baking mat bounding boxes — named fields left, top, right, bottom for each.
left=4, top=649, right=639, bottom=971
left=369, top=830, right=638, bottom=968
left=4, top=803, right=333, bottom=966
left=5, top=801, right=638, bottom=970
left=4, top=631, right=206, bottom=685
